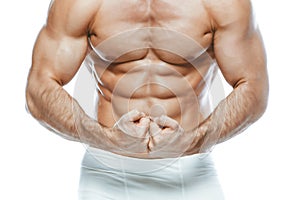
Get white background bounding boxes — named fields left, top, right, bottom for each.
left=1, top=0, right=299, bottom=199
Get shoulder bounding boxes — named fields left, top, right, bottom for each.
left=46, top=0, right=102, bottom=36
left=203, top=0, right=253, bottom=29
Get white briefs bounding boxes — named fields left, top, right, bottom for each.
left=78, top=147, right=225, bottom=200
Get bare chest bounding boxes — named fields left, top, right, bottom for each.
left=89, top=0, right=213, bottom=63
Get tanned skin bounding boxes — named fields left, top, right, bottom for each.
left=26, top=0, right=268, bottom=158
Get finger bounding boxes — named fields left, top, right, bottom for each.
left=139, top=117, right=150, bottom=127
left=138, top=117, right=151, bottom=135
left=154, top=115, right=179, bottom=130
left=149, top=121, right=161, bottom=136
left=148, top=122, right=161, bottom=151
left=125, top=109, right=145, bottom=122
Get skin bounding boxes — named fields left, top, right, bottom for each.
left=26, top=0, right=268, bottom=158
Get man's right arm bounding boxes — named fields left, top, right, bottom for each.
left=26, top=0, right=106, bottom=145
left=26, top=0, right=151, bottom=155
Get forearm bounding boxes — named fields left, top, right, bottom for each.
left=26, top=76, right=107, bottom=146
left=200, top=81, right=268, bottom=149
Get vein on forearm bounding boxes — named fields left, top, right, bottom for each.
left=27, top=74, right=114, bottom=148
left=203, top=79, right=267, bottom=144
left=27, top=77, right=87, bottom=141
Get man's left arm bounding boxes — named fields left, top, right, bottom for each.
left=197, top=0, right=269, bottom=150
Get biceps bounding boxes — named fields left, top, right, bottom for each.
left=214, top=29, right=267, bottom=87
left=31, top=28, right=88, bottom=85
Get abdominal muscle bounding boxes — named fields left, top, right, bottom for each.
left=93, top=49, right=214, bottom=131
left=82, top=0, right=217, bottom=132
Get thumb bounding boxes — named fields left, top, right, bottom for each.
left=154, top=115, right=179, bottom=130
left=150, top=121, right=161, bottom=136
left=138, top=117, right=151, bottom=135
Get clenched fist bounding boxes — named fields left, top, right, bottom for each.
left=100, top=110, right=151, bottom=157
left=101, top=110, right=207, bottom=158
left=148, top=115, right=205, bottom=158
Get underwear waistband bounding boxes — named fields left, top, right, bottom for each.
left=82, top=146, right=214, bottom=174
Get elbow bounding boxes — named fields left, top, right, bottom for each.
left=254, top=93, right=268, bottom=121
left=249, top=80, right=269, bottom=122
left=235, top=77, right=269, bottom=123
left=25, top=87, right=39, bottom=120
left=25, top=80, right=44, bottom=121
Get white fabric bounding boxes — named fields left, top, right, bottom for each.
left=78, top=147, right=224, bottom=200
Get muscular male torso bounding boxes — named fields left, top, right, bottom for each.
left=86, top=0, right=217, bottom=130
left=27, top=0, right=268, bottom=156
